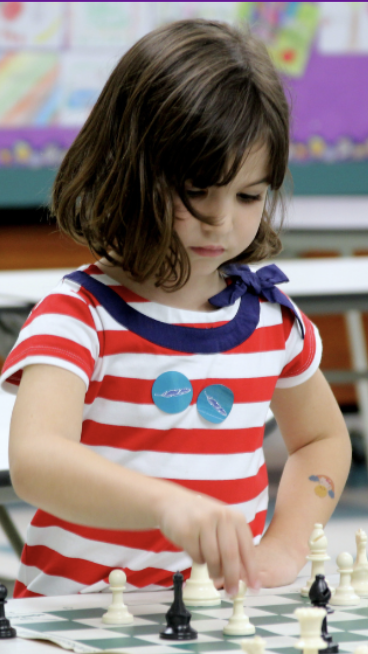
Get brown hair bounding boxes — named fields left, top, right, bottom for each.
left=52, top=19, right=289, bottom=289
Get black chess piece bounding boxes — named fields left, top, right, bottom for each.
left=309, top=574, right=338, bottom=654
left=0, top=583, right=16, bottom=639
left=160, top=571, right=198, bottom=640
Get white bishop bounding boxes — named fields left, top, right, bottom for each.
left=301, top=524, right=333, bottom=597
left=352, top=529, right=368, bottom=597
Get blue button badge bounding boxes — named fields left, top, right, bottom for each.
left=152, top=372, right=193, bottom=414
left=197, top=384, right=234, bottom=424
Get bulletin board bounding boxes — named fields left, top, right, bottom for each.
left=0, top=2, right=367, bottom=204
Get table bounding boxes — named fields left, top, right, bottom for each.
left=4, top=573, right=358, bottom=654
left=0, top=268, right=72, bottom=307
left=279, top=197, right=368, bottom=257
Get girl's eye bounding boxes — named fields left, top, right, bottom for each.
left=186, top=189, right=207, bottom=198
left=238, top=193, right=262, bottom=203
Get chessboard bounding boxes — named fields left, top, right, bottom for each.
left=7, top=584, right=368, bottom=654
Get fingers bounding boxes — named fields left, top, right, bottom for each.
left=199, top=506, right=260, bottom=596
left=213, top=576, right=224, bottom=590
left=237, top=519, right=261, bottom=591
left=219, top=511, right=260, bottom=594
left=158, top=488, right=260, bottom=594
left=216, top=512, right=243, bottom=596
left=197, top=515, right=222, bottom=582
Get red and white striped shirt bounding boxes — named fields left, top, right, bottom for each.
left=1, top=263, right=321, bottom=598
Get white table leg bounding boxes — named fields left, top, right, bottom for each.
left=345, top=310, right=368, bottom=462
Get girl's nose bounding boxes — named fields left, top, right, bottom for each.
left=202, top=197, right=233, bottom=230
left=204, top=211, right=232, bottom=232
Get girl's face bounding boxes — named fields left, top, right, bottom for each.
left=173, top=144, right=270, bottom=278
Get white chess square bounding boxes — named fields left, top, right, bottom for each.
left=185, top=617, right=227, bottom=632
left=195, top=606, right=270, bottom=619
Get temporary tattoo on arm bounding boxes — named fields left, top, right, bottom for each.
left=309, top=474, right=335, bottom=499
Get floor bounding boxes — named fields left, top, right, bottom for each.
left=1, top=414, right=368, bottom=599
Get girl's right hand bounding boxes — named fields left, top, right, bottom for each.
left=157, top=490, right=260, bottom=595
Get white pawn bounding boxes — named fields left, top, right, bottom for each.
left=241, top=635, right=266, bottom=654
left=294, top=607, right=327, bottom=654
left=330, top=552, right=360, bottom=606
left=301, top=524, right=333, bottom=597
left=102, top=570, right=133, bottom=625
left=223, top=580, right=255, bottom=637
left=352, top=529, right=368, bottom=597
left=183, top=562, right=221, bottom=606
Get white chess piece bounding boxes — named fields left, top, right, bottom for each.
left=330, top=552, right=360, bottom=606
left=241, top=635, right=266, bottom=654
left=352, top=529, right=368, bottom=597
left=102, top=570, right=134, bottom=625
left=354, top=647, right=368, bottom=654
left=223, top=580, right=255, bottom=636
left=294, top=607, right=327, bottom=654
left=183, top=562, right=221, bottom=606
left=301, top=524, right=333, bottom=597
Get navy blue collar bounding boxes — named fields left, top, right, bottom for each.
left=64, top=264, right=303, bottom=354
left=211, top=264, right=304, bottom=337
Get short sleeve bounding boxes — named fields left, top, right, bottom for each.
left=0, top=280, right=100, bottom=394
left=275, top=304, right=322, bottom=389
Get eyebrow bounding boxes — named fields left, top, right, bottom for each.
left=190, top=176, right=270, bottom=190
left=245, top=177, right=269, bottom=187
left=213, top=176, right=270, bottom=189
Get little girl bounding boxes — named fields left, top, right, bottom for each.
left=1, top=19, right=351, bottom=599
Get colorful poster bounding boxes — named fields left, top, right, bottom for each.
left=239, top=2, right=319, bottom=77
left=0, top=2, right=367, bottom=167
left=0, top=1, right=65, bottom=48
left=319, top=2, right=368, bottom=54
left=58, top=53, right=119, bottom=127
left=69, top=2, right=151, bottom=50
left=241, top=2, right=368, bottom=163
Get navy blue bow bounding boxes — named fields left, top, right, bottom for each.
left=209, top=264, right=305, bottom=338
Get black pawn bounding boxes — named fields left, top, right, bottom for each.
left=309, top=574, right=338, bottom=654
left=0, top=583, right=16, bottom=639
left=160, top=571, right=197, bottom=640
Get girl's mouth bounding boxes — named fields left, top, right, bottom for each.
left=190, top=246, right=225, bottom=257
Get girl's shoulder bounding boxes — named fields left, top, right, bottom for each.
left=62, top=263, right=142, bottom=305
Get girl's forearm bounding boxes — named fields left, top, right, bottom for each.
left=10, top=426, right=262, bottom=594
left=263, top=428, right=352, bottom=567
left=11, top=432, right=185, bottom=531
left=9, top=364, right=187, bottom=532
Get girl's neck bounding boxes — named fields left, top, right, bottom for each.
left=96, top=259, right=226, bottom=312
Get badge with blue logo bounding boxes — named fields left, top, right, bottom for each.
left=152, top=371, right=193, bottom=414
left=197, top=384, right=234, bottom=424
